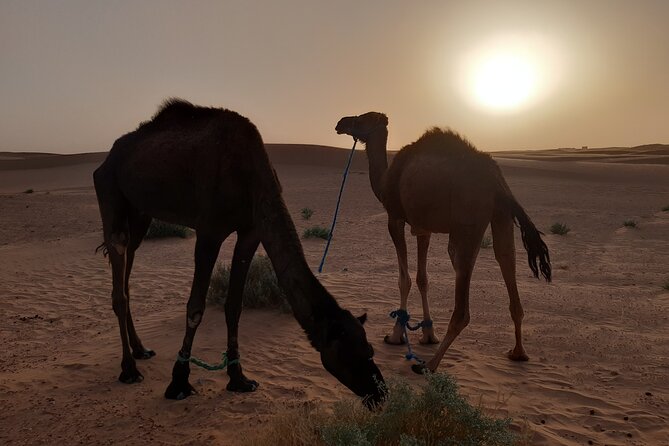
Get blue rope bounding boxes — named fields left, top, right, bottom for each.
left=389, top=309, right=431, bottom=364
left=318, top=139, right=358, bottom=273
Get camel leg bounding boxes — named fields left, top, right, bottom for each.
left=413, top=225, right=484, bottom=374
left=492, top=211, right=529, bottom=361
left=225, top=230, right=260, bottom=392
left=95, top=170, right=144, bottom=383
left=125, top=212, right=155, bottom=360
left=165, top=235, right=222, bottom=400
left=416, top=233, right=439, bottom=344
left=385, top=217, right=411, bottom=345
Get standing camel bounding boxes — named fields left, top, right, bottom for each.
left=94, top=99, right=384, bottom=404
left=335, top=112, right=551, bottom=374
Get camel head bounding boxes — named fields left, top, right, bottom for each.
left=319, top=311, right=385, bottom=408
left=336, top=112, right=388, bottom=143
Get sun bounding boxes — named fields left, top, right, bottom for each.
left=456, top=34, right=560, bottom=114
left=472, top=53, right=537, bottom=111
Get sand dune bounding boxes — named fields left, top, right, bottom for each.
left=1, top=145, right=668, bottom=445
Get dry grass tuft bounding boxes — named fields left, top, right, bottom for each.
left=207, top=254, right=289, bottom=312
left=244, top=373, right=525, bottom=446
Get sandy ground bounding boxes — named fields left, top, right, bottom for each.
left=1, top=145, right=668, bottom=445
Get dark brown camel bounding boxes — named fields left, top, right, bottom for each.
left=335, top=112, right=551, bottom=374
left=93, top=99, right=384, bottom=404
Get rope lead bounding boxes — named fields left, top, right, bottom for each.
left=318, top=138, right=358, bottom=273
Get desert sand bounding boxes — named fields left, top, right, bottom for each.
left=1, top=144, right=668, bottom=445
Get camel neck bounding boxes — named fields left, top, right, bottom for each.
left=364, top=130, right=389, bottom=203
left=253, top=179, right=340, bottom=350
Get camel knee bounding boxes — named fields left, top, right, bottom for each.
left=112, top=291, right=128, bottom=317
left=448, top=308, right=470, bottom=333
left=110, top=231, right=128, bottom=256
left=509, top=302, right=524, bottom=323
left=416, top=271, right=428, bottom=292
left=186, top=306, right=205, bottom=329
left=398, top=271, right=411, bottom=294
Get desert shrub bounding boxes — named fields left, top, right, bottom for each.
left=663, top=280, right=669, bottom=291
left=304, top=226, right=330, bottom=240
left=550, top=222, right=570, bottom=235
left=144, top=219, right=191, bottom=239
left=480, top=235, right=492, bottom=249
left=662, top=205, right=669, bottom=212
left=245, top=373, right=521, bottom=446
left=301, top=207, right=314, bottom=220
left=24, top=188, right=34, bottom=194
left=622, top=220, right=637, bottom=228
left=207, top=254, right=290, bottom=312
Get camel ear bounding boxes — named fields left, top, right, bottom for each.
left=357, top=313, right=367, bottom=325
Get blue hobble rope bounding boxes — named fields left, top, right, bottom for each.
left=389, top=309, right=430, bottom=363
left=177, top=351, right=239, bottom=371
left=318, top=138, right=358, bottom=273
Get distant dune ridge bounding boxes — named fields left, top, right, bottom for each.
left=1, top=142, right=668, bottom=444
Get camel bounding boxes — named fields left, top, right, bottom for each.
left=335, top=112, right=551, bottom=374
left=93, top=99, right=384, bottom=404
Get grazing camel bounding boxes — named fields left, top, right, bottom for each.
left=94, top=99, right=384, bottom=404
left=335, top=112, right=551, bottom=374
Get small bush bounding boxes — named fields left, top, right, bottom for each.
left=144, top=219, right=191, bottom=239
left=622, top=220, right=637, bottom=228
left=480, top=235, right=492, bottom=249
left=245, top=373, right=521, bottom=446
left=304, top=226, right=330, bottom=240
left=662, top=205, right=669, bottom=212
left=663, top=281, right=669, bottom=291
left=550, top=222, right=570, bottom=235
left=24, top=189, right=34, bottom=194
left=207, top=255, right=290, bottom=312
left=301, top=207, right=314, bottom=220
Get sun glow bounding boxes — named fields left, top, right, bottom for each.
left=457, top=34, right=562, bottom=114
left=472, top=53, right=536, bottom=110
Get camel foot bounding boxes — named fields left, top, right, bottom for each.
left=384, top=324, right=406, bottom=345
left=227, top=375, right=259, bottom=393
left=164, top=361, right=196, bottom=400
left=226, top=363, right=259, bottom=392
left=119, top=358, right=144, bottom=384
left=507, top=348, right=529, bottom=362
left=411, top=363, right=430, bottom=375
left=418, top=328, right=440, bottom=345
left=383, top=334, right=406, bottom=345
left=133, top=348, right=156, bottom=360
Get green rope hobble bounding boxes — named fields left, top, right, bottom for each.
left=177, top=351, right=240, bottom=371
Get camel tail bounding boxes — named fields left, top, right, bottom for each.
left=497, top=177, right=552, bottom=282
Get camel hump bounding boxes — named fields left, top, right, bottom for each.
left=136, top=98, right=253, bottom=134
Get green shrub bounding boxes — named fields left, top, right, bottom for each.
left=662, top=205, right=669, bottom=212
left=245, top=373, right=522, bottom=446
left=207, top=255, right=290, bottom=312
left=24, top=188, right=34, bottom=194
left=480, top=235, right=492, bottom=249
left=623, top=220, right=637, bottom=228
left=302, top=207, right=314, bottom=220
left=550, top=222, right=570, bottom=235
left=144, top=219, right=191, bottom=239
left=304, top=226, right=330, bottom=240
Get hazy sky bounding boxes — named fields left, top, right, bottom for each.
left=1, top=0, right=668, bottom=153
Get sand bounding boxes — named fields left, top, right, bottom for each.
left=0, top=145, right=668, bottom=445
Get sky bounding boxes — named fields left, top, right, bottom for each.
left=1, top=0, right=668, bottom=153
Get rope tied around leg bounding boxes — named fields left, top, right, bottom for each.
left=389, top=309, right=427, bottom=364
left=177, top=351, right=240, bottom=371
